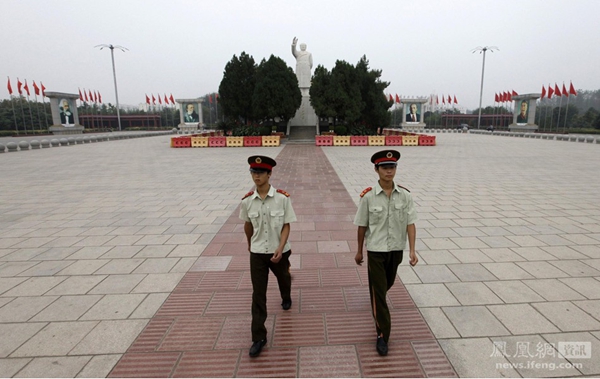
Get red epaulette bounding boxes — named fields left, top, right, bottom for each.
left=360, top=187, right=373, bottom=198
left=242, top=191, right=254, bottom=200
left=276, top=189, right=290, bottom=197
left=397, top=184, right=411, bottom=193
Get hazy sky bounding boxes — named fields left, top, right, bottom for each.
left=2, top=0, right=598, bottom=111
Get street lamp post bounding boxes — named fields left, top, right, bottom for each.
left=95, top=44, right=128, bottom=131
left=472, top=46, right=498, bottom=129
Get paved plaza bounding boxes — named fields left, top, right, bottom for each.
left=0, top=132, right=599, bottom=377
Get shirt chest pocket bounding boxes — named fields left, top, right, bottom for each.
left=369, top=206, right=384, bottom=224
left=394, top=203, right=407, bottom=222
left=248, top=212, right=260, bottom=228
left=270, top=210, right=285, bottom=228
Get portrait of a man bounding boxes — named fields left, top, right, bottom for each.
left=517, top=100, right=528, bottom=124
left=184, top=103, right=199, bottom=123
left=59, top=99, right=75, bottom=126
left=406, top=103, right=420, bottom=123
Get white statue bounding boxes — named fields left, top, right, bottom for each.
left=291, top=37, right=313, bottom=88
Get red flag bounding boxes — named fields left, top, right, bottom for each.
left=88, top=89, right=94, bottom=102
left=23, top=80, right=30, bottom=96
left=554, top=83, right=561, bottom=97
left=41, top=82, right=46, bottom=97
left=540, top=86, right=546, bottom=99
left=569, top=82, right=577, bottom=96
left=170, top=93, right=175, bottom=104
left=395, top=94, right=400, bottom=103
left=17, top=78, right=23, bottom=95
left=164, top=94, right=169, bottom=105
left=84, top=89, right=89, bottom=102
left=562, top=83, right=568, bottom=98
left=447, top=95, right=452, bottom=103
left=79, top=88, right=84, bottom=102
left=98, top=91, right=102, bottom=104
left=152, top=94, right=156, bottom=104
left=504, top=91, right=508, bottom=102
left=7, top=77, right=13, bottom=95
left=442, top=95, right=446, bottom=105
left=33, top=81, right=40, bottom=96
left=453, top=95, right=458, bottom=104
left=158, top=94, right=162, bottom=105
left=387, top=94, right=392, bottom=102
left=548, top=85, right=554, bottom=99
left=92, top=91, right=97, bottom=103
left=512, top=90, right=518, bottom=96
left=494, top=93, right=498, bottom=102
left=507, top=92, right=512, bottom=102
left=145, top=94, right=150, bottom=104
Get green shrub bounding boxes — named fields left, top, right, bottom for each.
left=334, top=125, right=347, bottom=136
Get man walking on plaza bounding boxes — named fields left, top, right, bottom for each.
left=239, top=155, right=297, bottom=358
left=354, top=149, right=418, bottom=356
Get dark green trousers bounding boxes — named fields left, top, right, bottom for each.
left=367, top=250, right=403, bottom=343
left=250, top=250, right=292, bottom=342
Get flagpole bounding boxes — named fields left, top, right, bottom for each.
left=563, top=94, right=570, bottom=133
left=556, top=90, right=563, bottom=132
left=33, top=91, right=42, bottom=133
left=9, top=95, right=19, bottom=134
left=16, top=81, right=28, bottom=134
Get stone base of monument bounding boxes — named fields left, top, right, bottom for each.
left=49, top=125, right=85, bottom=135
left=289, top=95, right=317, bottom=128
left=178, top=124, right=200, bottom=134
left=508, top=124, right=538, bottom=133
left=401, top=123, right=425, bottom=132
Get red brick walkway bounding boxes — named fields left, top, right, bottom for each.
left=109, top=145, right=457, bottom=378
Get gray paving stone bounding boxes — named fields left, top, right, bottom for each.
left=482, top=262, right=534, bottom=280
left=16, top=356, right=92, bottom=377
left=134, top=245, right=175, bottom=258
left=0, top=248, right=47, bottom=261
left=66, top=246, right=112, bottom=260
left=2, top=277, right=67, bottom=297
left=412, top=265, right=460, bottom=283
left=0, top=262, right=39, bottom=277
left=11, top=321, right=98, bottom=357
left=30, top=295, right=102, bottom=322
left=131, top=273, right=185, bottom=293
left=448, top=248, right=493, bottom=263
left=485, top=280, right=545, bottom=303
left=0, top=358, right=32, bottom=378
left=559, top=277, right=600, bottom=299
left=532, top=301, right=600, bottom=332
left=132, top=258, right=179, bottom=274
left=443, top=306, right=511, bottom=337
left=445, top=282, right=504, bottom=305
left=70, top=320, right=148, bottom=355
left=72, top=236, right=116, bottom=247
left=190, top=256, right=232, bottom=271
left=548, top=260, right=600, bottom=277
left=0, top=277, right=27, bottom=296
left=76, top=354, right=122, bottom=378
left=541, top=331, right=600, bottom=376
left=447, top=263, right=497, bottom=281
left=170, top=257, right=197, bottom=273
left=404, top=283, right=460, bottom=307
left=488, top=303, right=560, bottom=334
left=541, top=246, right=589, bottom=260
left=490, top=335, right=582, bottom=377
left=88, top=274, right=146, bottom=295
left=129, top=293, right=169, bottom=319
left=99, top=245, right=144, bottom=259
left=45, top=276, right=108, bottom=296
left=572, top=245, right=600, bottom=259
left=572, top=300, right=600, bottom=322
left=516, top=261, right=571, bottom=279
left=418, top=250, right=460, bottom=265
left=481, top=247, right=526, bottom=262
left=511, top=246, right=558, bottom=261
left=418, top=307, right=460, bottom=338
left=396, top=266, right=421, bottom=284
left=0, top=296, right=59, bottom=322
left=94, top=259, right=145, bottom=275
left=522, top=279, right=587, bottom=301
left=18, top=260, right=75, bottom=276
left=0, top=323, right=46, bottom=357
left=169, top=244, right=208, bottom=257
left=80, top=294, right=146, bottom=320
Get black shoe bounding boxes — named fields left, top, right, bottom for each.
left=249, top=339, right=266, bottom=357
left=376, top=336, right=388, bottom=356
left=281, top=299, right=292, bottom=310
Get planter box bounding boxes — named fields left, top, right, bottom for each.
left=315, top=135, right=333, bottom=146
left=171, top=136, right=191, bottom=148
left=208, top=136, right=227, bottom=147
left=385, top=135, right=403, bottom=146
left=368, top=136, right=386, bottom=146
left=243, top=136, right=262, bottom=147
left=333, top=136, right=350, bottom=146
left=350, top=136, right=368, bottom=146
left=402, top=135, right=419, bottom=146
left=191, top=136, right=209, bottom=147
left=262, top=135, right=280, bottom=147
left=226, top=136, right=244, bottom=147
left=418, top=135, right=436, bottom=146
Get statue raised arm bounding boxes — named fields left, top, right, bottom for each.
left=291, top=36, right=313, bottom=88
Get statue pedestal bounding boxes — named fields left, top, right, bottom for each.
left=49, top=125, right=84, bottom=135
left=289, top=95, right=317, bottom=130
left=508, top=124, right=538, bottom=133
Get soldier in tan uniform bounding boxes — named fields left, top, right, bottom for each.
left=353, top=150, right=418, bottom=356
left=239, top=155, right=297, bottom=357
